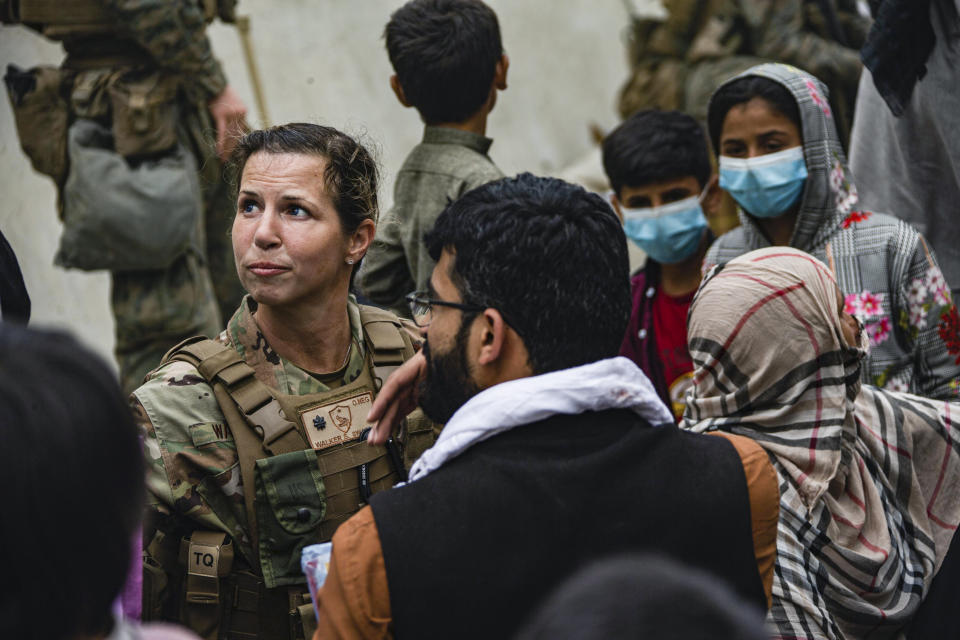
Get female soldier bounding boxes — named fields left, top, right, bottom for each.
left=704, top=63, right=960, bottom=398
left=132, top=123, right=434, bottom=639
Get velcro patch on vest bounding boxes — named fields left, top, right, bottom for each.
left=300, top=391, right=374, bottom=450
left=187, top=543, right=220, bottom=578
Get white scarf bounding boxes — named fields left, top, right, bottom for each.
left=406, top=356, right=673, bottom=482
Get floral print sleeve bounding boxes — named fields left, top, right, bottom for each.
left=847, top=246, right=960, bottom=397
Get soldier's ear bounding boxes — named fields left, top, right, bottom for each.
left=347, top=219, right=375, bottom=264
left=390, top=75, right=412, bottom=108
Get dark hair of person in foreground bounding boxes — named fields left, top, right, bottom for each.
left=0, top=325, right=144, bottom=640
left=516, top=553, right=769, bottom=640
left=424, top=171, right=631, bottom=373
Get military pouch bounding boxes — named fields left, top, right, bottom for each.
left=56, top=118, right=201, bottom=271
left=108, top=69, right=179, bottom=158
left=3, top=64, right=69, bottom=184
left=254, top=449, right=327, bottom=589
left=142, top=553, right=170, bottom=621
left=178, top=531, right=234, bottom=639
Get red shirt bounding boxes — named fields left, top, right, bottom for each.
left=652, top=288, right=695, bottom=421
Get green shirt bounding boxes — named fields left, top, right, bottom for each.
left=359, top=126, right=504, bottom=314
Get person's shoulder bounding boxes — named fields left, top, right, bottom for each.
left=133, top=357, right=224, bottom=441
left=358, top=303, right=423, bottom=350
left=402, top=137, right=500, bottom=179
left=630, top=262, right=656, bottom=290
left=831, top=209, right=923, bottom=254
left=705, top=227, right=749, bottom=264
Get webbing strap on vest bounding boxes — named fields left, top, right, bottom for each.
left=358, top=304, right=414, bottom=388
left=170, top=336, right=306, bottom=457
left=164, top=335, right=306, bottom=564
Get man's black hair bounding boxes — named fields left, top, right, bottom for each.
left=602, top=110, right=712, bottom=198
left=385, top=0, right=503, bottom=124
left=708, top=75, right=803, bottom=153
left=424, top=173, right=630, bottom=374
left=517, top=554, right=768, bottom=640
left=0, top=325, right=144, bottom=640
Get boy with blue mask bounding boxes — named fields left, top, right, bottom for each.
left=603, top=110, right=721, bottom=420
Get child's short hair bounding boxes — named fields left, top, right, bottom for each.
left=602, top=110, right=712, bottom=198
left=385, top=0, right=502, bottom=124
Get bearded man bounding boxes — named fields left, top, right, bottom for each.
left=312, top=173, right=779, bottom=640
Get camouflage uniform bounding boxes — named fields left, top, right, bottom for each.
left=132, top=295, right=435, bottom=637
left=102, top=0, right=248, bottom=393
left=7, top=0, right=245, bottom=393
left=619, top=0, right=870, bottom=143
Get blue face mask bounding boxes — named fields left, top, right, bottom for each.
left=718, top=146, right=808, bottom=218
left=620, top=195, right=708, bottom=264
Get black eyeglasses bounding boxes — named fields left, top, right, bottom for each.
left=405, top=290, right=485, bottom=327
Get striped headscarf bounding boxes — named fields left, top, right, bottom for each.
left=683, top=247, right=960, bottom=639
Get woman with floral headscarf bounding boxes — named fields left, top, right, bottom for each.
left=684, top=246, right=960, bottom=638
left=704, top=63, right=960, bottom=399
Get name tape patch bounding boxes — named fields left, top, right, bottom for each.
left=301, top=391, right=374, bottom=450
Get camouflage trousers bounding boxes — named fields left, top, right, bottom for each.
left=113, top=101, right=244, bottom=393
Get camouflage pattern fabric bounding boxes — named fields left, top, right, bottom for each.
left=618, top=0, right=869, bottom=144
left=133, top=295, right=423, bottom=564
left=87, top=0, right=244, bottom=392
left=99, top=0, right=229, bottom=101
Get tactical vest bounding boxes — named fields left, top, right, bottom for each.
left=144, top=305, right=435, bottom=640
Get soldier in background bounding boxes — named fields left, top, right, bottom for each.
left=619, top=0, right=870, bottom=145
left=1, top=0, right=248, bottom=392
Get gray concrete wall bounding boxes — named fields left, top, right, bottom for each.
left=0, top=1, right=635, bottom=367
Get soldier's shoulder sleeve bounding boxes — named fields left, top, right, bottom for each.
left=133, top=359, right=239, bottom=529
left=99, top=0, right=227, bottom=100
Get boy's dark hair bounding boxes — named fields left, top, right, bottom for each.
left=231, top=122, right=379, bottom=284
left=602, top=110, right=712, bottom=198
left=385, top=0, right=503, bottom=124
left=708, top=75, right=803, bottom=153
left=424, top=173, right=630, bottom=374
left=517, top=554, right=768, bottom=640
left=0, top=325, right=144, bottom=640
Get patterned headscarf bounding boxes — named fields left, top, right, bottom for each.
left=706, top=63, right=859, bottom=254
left=683, top=247, right=960, bottom=639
